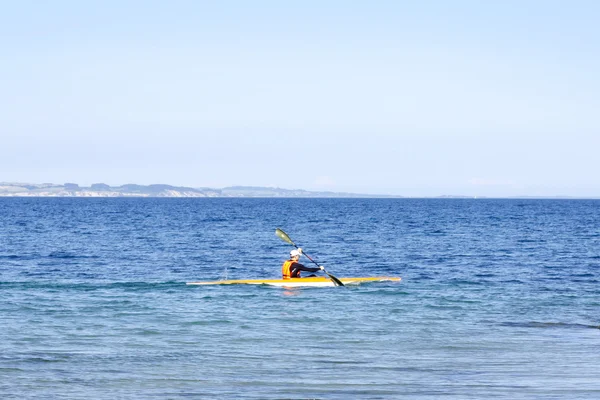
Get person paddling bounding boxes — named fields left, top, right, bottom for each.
left=282, top=249, right=324, bottom=279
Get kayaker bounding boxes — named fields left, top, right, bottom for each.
left=282, top=249, right=324, bottom=279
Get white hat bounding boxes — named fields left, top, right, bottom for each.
left=290, top=249, right=301, bottom=258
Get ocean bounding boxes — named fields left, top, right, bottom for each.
left=1, top=198, right=599, bottom=399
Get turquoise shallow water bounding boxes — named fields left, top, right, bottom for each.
left=1, top=198, right=599, bottom=399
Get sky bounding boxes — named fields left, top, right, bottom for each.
left=1, top=0, right=599, bottom=197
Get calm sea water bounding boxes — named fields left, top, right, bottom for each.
left=1, top=198, right=599, bottom=399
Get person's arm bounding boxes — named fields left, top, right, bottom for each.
left=296, top=249, right=324, bottom=272
left=294, top=263, right=320, bottom=273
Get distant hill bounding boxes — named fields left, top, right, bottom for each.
left=219, top=186, right=386, bottom=198
left=0, top=183, right=397, bottom=198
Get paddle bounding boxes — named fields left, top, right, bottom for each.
left=275, top=228, right=345, bottom=287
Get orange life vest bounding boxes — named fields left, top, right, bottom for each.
left=282, top=260, right=300, bottom=279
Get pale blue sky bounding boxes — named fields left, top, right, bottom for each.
left=2, top=0, right=599, bottom=196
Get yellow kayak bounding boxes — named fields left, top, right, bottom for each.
left=186, top=276, right=401, bottom=287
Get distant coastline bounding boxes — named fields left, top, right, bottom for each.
left=1, top=182, right=598, bottom=199
left=0, top=182, right=399, bottom=198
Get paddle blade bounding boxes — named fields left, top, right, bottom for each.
left=275, top=228, right=296, bottom=246
left=324, top=270, right=345, bottom=287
